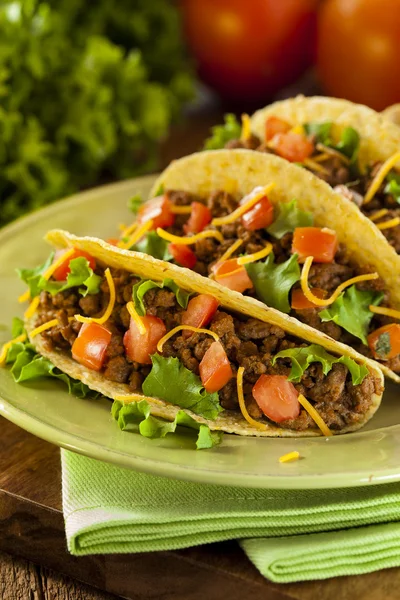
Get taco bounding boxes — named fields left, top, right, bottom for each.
left=117, top=148, right=400, bottom=383
left=218, top=96, right=400, bottom=255
left=5, top=229, right=384, bottom=438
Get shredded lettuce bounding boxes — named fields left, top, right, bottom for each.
left=384, top=172, right=400, bottom=204
left=304, top=122, right=333, bottom=146
left=132, top=231, right=172, bottom=260
left=203, top=114, right=241, bottom=150
left=334, top=127, right=360, bottom=163
left=128, top=194, right=143, bottom=214
left=132, top=279, right=191, bottom=316
left=273, top=344, right=369, bottom=385
left=266, top=199, right=313, bottom=239
left=245, top=253, right=300, bottom=314
left=112, top=399, right=223, bottom=449
left=142, top=354, right=222, bottom=420
left=17, top=252, right=54, bottom=298
left=319, top=286, right=384, bottom=345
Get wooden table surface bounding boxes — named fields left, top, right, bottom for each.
left=1, top=103, right=400, bottom=600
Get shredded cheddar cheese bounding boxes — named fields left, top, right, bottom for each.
left=298, top=394, right=332, bottom=436
left=370, top=209, right=389, bottom=222
left=236, top=366, right=267, bottom=431
left=119, top=221, right=138, bottom=239
left=29, top=318, right=60, bottom=339
left=369, top=305, right=400, bottom=320
left=126, top=301, right=147, bottom=335
left=315, top=143, right=351, bottom=165
left=170, top=205, right=193, bottom=214
left=0, top=333, right=27, bottom=365
left=376, top=217, right=400, bottom=231
left=311, top=152, right=331, bottom=163
left=237, top=242, right=273, bottom=265
left=75, top=268, right=115, bottom=325
left=211, top=183, right=275, bottom=227
left=290, top=125, right=304, bottom=135
left=215, top=266, right=245, bottom=280
left=114, top=393, right=164, bottom=406
left=279, top=451, right=300, bottom=463
left=24, top=296, right=41, bottom=319
left=118, top=220, right=153, bottom=250
left=300, top=256, right=379, bottom=307
left=156, top=325, right=219, bottom=352
left=363, top=151, right=400, bottom=205
left=303, top=158, right=330, bottom=175
left=18, top=290, right=31, bottom=303
left=218, top=239, right=243, bottom=263
left=241, top=113, right=251, bottom=141
left=156, top=227, right=224, bottom=245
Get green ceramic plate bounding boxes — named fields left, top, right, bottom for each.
left=1, top=175, right=400, bottom=490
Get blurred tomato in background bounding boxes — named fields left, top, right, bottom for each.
left=181, top=0, right=318, bottom=105
left=317, top=0, right=400, bottom=111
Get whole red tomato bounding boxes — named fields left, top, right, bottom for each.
left=181, top=0, right=317, bottom=103
left=317, top=0, right=400, bottom=111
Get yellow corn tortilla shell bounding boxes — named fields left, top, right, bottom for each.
left=27, top=229, right=384, bottom=437
left=151, top=148, right=400, bottom=383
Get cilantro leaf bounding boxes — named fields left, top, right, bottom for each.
left=245, top=252, right=300, bottom=314
left=128, top=193, right=143, bottom=214
left=142, top=355, right=222, bottom=420
left=384, top=172, right=400, bottom=204
left=132, top=278, right=191, bottom=316
left=334, top=127, right=360, bottom=162
left=304, top=122, right=333, bottom=145
left=319, top=286, right=383, bottom=345
left=17, top=252, right=54, bottom=298
left=38, top=257, right=102, bottom=297
left=266, top=200, right=313, bottom=239
left=132, top=231, right=172, bottom=260
left=203, top=114, right=241, bottom=150
left=112, top=399, right=223, bottom=449
left=273, top=344, right=369, bottom=385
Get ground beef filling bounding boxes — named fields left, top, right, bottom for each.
left=35, top=267, right=381, bottom=432
left=164, top=188, right=397, bottom=369
left=225, top=135, right=400, bottom=253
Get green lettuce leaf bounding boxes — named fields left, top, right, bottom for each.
left=334, top=127, right=360, bottom=162
left=17, top=252, right=54, bottom=298
left=273, top=344, right=369, bottom=385
left=142, top=354, right=222, bottom=420
left=266, top=200, right=313, bottom=239
left=11, top=316, right=25, bottom=338
left=203, top=114, right=241, bottom=150
left=128, top=193, right=143, bottom=214
left=304, top=122, right=333, bottom=145
left=38, top=257, right=102, bottom=297
left=384, top=171, right=400, bottom=204
left=132, top=231, right=172, bottom=260
left=245, top=252, right=300, bottom=314
left=112, top=399, right=223, bottom=449
left=319, top=286, right=384, bottom=345
left=132, top=278, right=191, bottom=316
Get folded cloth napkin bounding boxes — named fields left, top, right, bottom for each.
left=62, top=449, right=400, bottom=582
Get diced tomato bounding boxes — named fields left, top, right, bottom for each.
left=265, top=116, right=291, bottom=141
left=168, top=243, right=197, bottom=269
left=181, top=294, right=219, bottom=331
left=291, top=287, right=326, bottom=310
left=213, top=258, right=253, bottom=293
left=137, top=195, right=175, bottom=230
left=241, top=196, right=274, bottom=231
left=184, top=201, right=212, bottom=234
left=272, top=132, right=314, bottom=163
left=292, top=227, right=338, bottom=263
left=252, top=375, right=300, bottom=423
left=199, top=341, right=233, bottom=393
left=367, top=324, right=400, bottom=360
left=123, top=315, right=167, bottom=365
left=52, top=249, right=96, bottom=281
left=71, top=322, right=112, bottom=371
left=106, top=238, right=119, bottom=246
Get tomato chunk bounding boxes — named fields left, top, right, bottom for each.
left=168, top=243, right=197, bottom=269
left=291, top=287, right=326, bottom=310
left=241, top=196, right=275, bottom=231
left=184, top=201, right=212, bottom=234
left=213, top=258, right=253, bottom=293
left=106, top=238, right=119, bottom=246
left=368, top=324, right=400, bottom=360
left=252, top=375, right=300, bottom=423
left=181, top=294, right=219, bottom=331
left=265, top=116, right=291, bottom=141
left=52, top=249, right=96, bottom=281
left=123, top=315, right=167, bottom=365
left=272, top=132, right=314, bottom=162
left=137, top=195, right=175, bottom=230
left=71, top=322, right=112, bottom=371
left=292, top=227, right=338, bottom=263
left=199, top=341, right=233, bottom=393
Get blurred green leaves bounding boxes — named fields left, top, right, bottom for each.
left=0, top=0, right=195, bottom=225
